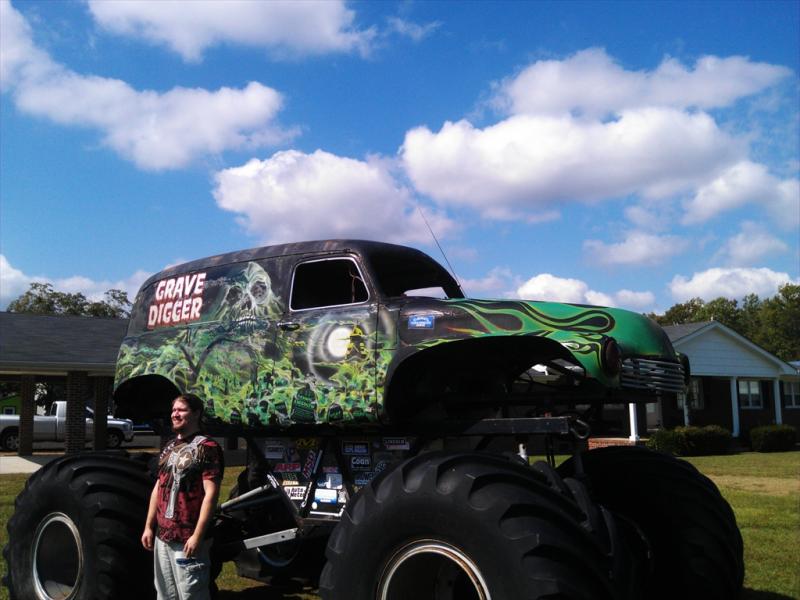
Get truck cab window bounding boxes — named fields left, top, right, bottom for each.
left=291, top=258, right=369, bottom=310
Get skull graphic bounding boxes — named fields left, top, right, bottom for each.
left=215, top=262, right=281, bottom=331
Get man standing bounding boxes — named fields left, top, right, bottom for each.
left=142, top=394, right=223, bottom=600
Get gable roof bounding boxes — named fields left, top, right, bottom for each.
left=663, top=320, right=795, bottom=376
left=0, top=312, right=128, bottom=375
left=662, top=322, right=711, bottom=342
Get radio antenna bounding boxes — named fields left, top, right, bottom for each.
left=417, top=205, right=462, bottom=288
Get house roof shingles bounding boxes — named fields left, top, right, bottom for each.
left=0, top=312, right=128, bottom=374
left=661, top=322, right=712, bottom=343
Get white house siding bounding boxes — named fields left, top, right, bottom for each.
left=678, top=328, right=778, bottom=378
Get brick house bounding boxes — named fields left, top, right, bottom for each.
left=649, top=321, right=800, bottom=438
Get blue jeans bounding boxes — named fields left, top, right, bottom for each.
left=154, top=537, right=211, bottom=600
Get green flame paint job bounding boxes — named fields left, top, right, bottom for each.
left=403, top=299, right=674, bottom=385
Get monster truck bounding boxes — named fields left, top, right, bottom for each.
left=3, top=240, right=743, bottom=600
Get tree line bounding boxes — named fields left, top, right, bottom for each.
left=6, top=282, right=132, bottom=318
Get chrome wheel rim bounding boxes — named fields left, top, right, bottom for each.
left=377, top=539, right=491, bottom=600
left=32, top=512, right=83, bottom=600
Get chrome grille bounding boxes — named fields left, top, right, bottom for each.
left=621, top=358, right=686, bottom=394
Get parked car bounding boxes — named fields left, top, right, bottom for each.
left=0, top=400, right=134, bottom=450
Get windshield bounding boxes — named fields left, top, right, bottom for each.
left=366, top=248, right=464, bottom=299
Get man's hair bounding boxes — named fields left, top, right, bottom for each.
left=173, top=393, right=204, bottom=417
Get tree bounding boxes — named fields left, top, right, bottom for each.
left=7, top=283, right=131, bottom=318
left=696, top=297, right=741, bottom=331
left=653, top=298, right=705, bottom=326
left=739, top=293, right=762, bottom=342
left=756, top=284, right=800, bottom=362
left=86, top=290, right=133, bottom=318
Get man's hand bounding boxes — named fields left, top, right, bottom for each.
left=141, top=527, right=155, bottom=551
left=183, top=533, right=201, bottom=558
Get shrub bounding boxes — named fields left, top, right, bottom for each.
left=750, top=424, right=797, bottom=452
left=647, top=428, right=688, bottom=455
left=647, top=425, right=732, bottom=456
left=682, top=425, right=732, bottom=455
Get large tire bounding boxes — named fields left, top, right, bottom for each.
left=3, top=452, right=155, bottom=600
left=558, top=446, right=744, bottom=600
left=320, top=451, right=623, bottom=600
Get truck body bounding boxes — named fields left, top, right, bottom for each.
left=0, top=400, right=134, bottom=450
left=113, top=239, right=685, bottom=434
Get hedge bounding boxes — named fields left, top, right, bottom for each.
left=750, top=424, right=797, bottom=452
left=647, top=425, right=732, bottom=456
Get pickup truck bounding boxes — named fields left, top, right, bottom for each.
left=0, top=400, right=134, bottom=451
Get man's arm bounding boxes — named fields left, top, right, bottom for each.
left=141, top=481, right=159, bottom=551
left=183, top=477, right=219, bottom=557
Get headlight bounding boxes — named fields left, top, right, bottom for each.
left=602, top=337, right=622, bottom=376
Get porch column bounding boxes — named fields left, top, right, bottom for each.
left=65, top=370, right=88, bottom=454
left=773, top=379, right=783, bottom=425
left=93, top=377, right=111, bottom=451
left=628, top=403, right=640, bottom=442
left=729, top=377, right=740, bottom=438
left=18, top=375, right=35, bottom=456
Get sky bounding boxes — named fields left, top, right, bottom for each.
left=1, top=0, right=798, bottom=315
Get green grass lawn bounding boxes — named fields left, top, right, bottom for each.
left=2, top=451, right=798, bottom=599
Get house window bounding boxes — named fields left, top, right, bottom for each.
left=785, top=381, right=800, bottom=409
left=677, top=378, right=705, bottom=410
left=738, top=379, right=763, bottom=409
left=2, top=406, right=16, bottom=415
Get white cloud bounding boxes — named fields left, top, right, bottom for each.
left=712, top=222, right=789, bottom=267
left=0, top=255, right=151, bottom=309
left=1, top=0, right=293, bottom=170
left=669, top=267, right=797, bottom=301
left=0, top=0, right=50, bottom=92
left=494, top=48, right=791, bottom=118
left=402, top=109, right=742, bottom=214
left=623, top=204, right=676, bottom=232
left=213, top=150, right=457, bottom=245
left=682, top=161, right=799, bottom=227
left=87, top=0, right=374, bottom=62
left=767, top=178, right=800, bottom=230
left=460, top=267, right=515, bottom=297
left=401, top=48, right=792, bottom=219
left=515, top=273, right=655, bottom=310
left=583, top=231, right=689, bottom=266
left=386, top=17, right=441, bottom=43
left=0, top=255, right=33, bottom=308
left=615, top=289, right=657, bottom=310
left=516, top=274, right=616, bottom=306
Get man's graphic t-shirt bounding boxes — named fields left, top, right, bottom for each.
left=155, top=433, right=223, bottom=543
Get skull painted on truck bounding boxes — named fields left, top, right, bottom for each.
left=214, top=262, right=282, bottom=329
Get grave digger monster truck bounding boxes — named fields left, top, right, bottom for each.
left=4, top=240, right=743, bottom=600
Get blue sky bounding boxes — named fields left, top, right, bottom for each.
left=1, top=0, right=798, bottom=313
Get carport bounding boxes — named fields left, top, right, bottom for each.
left=0, top=312, right=128, bottom=455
